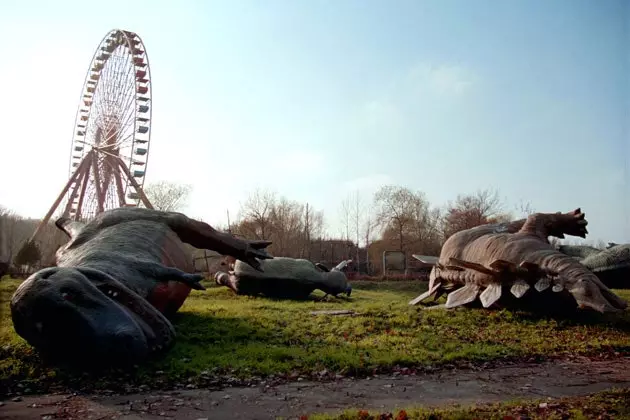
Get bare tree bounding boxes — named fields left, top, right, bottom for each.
left=361, top=210, right=380, bottom=274
left=508, top=200, right=535, bottom=220
left=143, top=181, right=192, bottom=212
left=269, top=197, right=304, bottom=255
left=234, top=191, right=327, bottom=259
left=0, top=206, right=12, bottom=262
left=373, top=185, right=431, bottom=252
left=302, top=203, right=325, bottom=259
left=338, top=194, right=351, bottom=243
left=350, top=191, right=362, bottom=270
left=238, top=188, right=277, bottom=240
left=442, top=188, right=506, bottom=238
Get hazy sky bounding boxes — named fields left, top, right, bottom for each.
left=0, top=0, right=628, bottom=243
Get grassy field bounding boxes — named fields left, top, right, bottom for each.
left=1, top=277, right=629, bottom=394
left=308, top=388, right=630, bottom=420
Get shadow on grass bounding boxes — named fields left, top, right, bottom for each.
left=0, top=313, right=279, bottom=396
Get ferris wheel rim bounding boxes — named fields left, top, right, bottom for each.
left=68, top=28, right=152, bottom=177
left=65, top=28, right=152, bottom=219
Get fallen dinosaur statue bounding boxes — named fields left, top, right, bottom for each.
left=10, top=208, right=272, bottom=366
left=557, top=242, right=630, bottom=289
left=409, top=208, right=628, bottom=313
left=214, top=257, right=352, bottom=300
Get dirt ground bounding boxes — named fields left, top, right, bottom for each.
left=2, top=356, right=629, bottom=420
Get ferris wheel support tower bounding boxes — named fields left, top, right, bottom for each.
left=30, top=28, right=154, bottom=244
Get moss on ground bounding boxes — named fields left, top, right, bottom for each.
left=1, top=278, right=629, bottom=394
left=306, top=388, right=630, bottom=420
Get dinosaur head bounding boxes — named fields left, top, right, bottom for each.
left=10, top=266, right=175, bottom=367
left=319, top=270, right=352, bottom=297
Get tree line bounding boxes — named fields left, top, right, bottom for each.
left=228, top=185, right=532, bottom=274
left=0, top=181, right=607, bottom=277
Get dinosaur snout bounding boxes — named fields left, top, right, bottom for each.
left=214, top=271, right=230, bottom=285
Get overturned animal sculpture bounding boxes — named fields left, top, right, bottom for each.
left=214, top=257, right=352, bottom=300
left=10, top=208, right=272, bottom=366
left=558, top=242, right=630, bottom=289
left=409, top=208, right=627, bottom=313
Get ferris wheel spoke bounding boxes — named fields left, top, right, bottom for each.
left=116, top=85, right=137, bottom=131
left=112, top=107, right=137, bottom=148
left=101, top=44, right=126, bottom=118
left=110, top=55, right=134, bottom=116
left=108, top=48, right=134, bottom=121
left=102, top=113, right=135, bottom=149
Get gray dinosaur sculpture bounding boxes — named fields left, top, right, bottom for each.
left=557, top=242, right=630, bottom=289
left=409, top=208, right=627, bottom=313
left=10, top=207, right=272, bottom=366
left=214, top=257, right=352, bottom=300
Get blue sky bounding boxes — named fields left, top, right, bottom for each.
left=0, top=0, right=628, bottom=243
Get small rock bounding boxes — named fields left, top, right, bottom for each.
left=12, top=397, right=22, bottom=402
left=539, top=402, right=548, bottom=409
left=0, top=402, right=4, bottom=407
left=384, top=384, right=393, bottom=388
left=223, top=395, right=230, bottom=399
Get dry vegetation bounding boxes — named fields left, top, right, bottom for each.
left=309, top=388, right=630, bottom=420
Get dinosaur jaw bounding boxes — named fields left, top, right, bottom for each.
left=10, top=267, right=175, bottom=366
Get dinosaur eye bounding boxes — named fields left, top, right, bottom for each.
left=60, top=289, right=75, bottom=301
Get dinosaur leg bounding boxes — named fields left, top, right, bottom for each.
left=520, top=208, right=588, bottom=240
left=164, top=213, right=272, bottom=271
left=95, top=208, right=273, bottom=271
left=147, top=264, right=206, bottom=290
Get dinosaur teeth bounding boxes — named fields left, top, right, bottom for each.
left=479, top=283, right=502, bottom=308
left=112, top=291, right=118, bottom=297
left=445, top=284, right=480, bottom=308
left=409, top=282, right=442, bottom=305
left=534, top=278, right=551, bottom=292
left=510, top=279, right=530, bottom=298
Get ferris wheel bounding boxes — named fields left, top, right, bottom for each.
left=31, top=29, right=154, bottom=242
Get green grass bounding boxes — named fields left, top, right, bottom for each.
left=306, top=388, right=630, bottom=420
left=1, top=277, right=629, bottom=394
